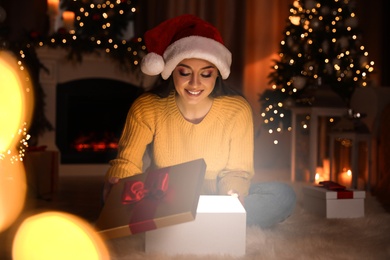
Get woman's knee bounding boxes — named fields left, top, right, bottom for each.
left=245, top=182, right=296, bottom=227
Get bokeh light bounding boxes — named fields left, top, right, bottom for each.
left=0, top=50, right=32, bottom=152
left=12, top=211, right=109, bottom=260
left=0, top=158, right=27, bottom=232
left=0, top=50, right=33, bottom=232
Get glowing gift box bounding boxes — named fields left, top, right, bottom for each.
left=95, top=159, right=206, bottom=239
left=145, top=195, right=246, bottom=257
left=303, top=185, right=365, bottom=218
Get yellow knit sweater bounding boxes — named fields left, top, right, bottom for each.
left=106, top=90, right=254, bottom=196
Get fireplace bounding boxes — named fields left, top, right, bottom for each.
left=35, top=47, right=156, bottom=176
left=56, top=78, right=143, bottom=164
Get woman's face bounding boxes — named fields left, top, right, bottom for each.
left=172, top=58, right=218, bottom=105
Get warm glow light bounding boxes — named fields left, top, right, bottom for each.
left=314, top=166, right=327, bottom=184
left=289, top=15, right=300, bottom=25
left=63, top=11, right=75, bottom=31
left=338, top=169, right=352, bottom=187
left=0, top=159, right=27, bottom=232
left=47, top=0, right=59, bottom=15
left=12, top=212, right=109, bottom=260
left=0, top=52, right=30, bottom=152
left=0, top=50, right=33, bottom=232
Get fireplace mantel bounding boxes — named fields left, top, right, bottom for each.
left=36, top=47, right=157, bottom=176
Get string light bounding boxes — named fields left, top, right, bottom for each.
left=22, top=0, right=144, bottom=72
left=0, top=123, right=31, bottom=164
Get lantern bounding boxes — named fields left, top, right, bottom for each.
left=329, top=110, right=371, bottom=190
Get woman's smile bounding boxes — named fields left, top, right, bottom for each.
left=186, top=89, right=203, bottom=96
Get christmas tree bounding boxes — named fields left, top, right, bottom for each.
left=259, top=0, right=374, bottom=141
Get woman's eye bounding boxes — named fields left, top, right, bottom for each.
left=179, top=71, right=190, bottom=76
left=201, top=73, right=212, bottom=78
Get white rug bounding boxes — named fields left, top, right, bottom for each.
left=106, top=182, right=390, bottom=260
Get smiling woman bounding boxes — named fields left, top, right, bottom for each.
left=103, top=14, right=296, bottom=229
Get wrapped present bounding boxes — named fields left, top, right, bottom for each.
left=95, top=159, right=206, bottom=239
left=23, top=147, right=59, bottom=200
left=303, top=182, right=365, bottom=218
left=145, top=195, right=246, bottom=256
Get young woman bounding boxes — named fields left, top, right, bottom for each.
left=103, top=14, right=296, bottom=228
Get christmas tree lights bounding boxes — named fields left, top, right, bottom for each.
left=260, top=0, right=374, bottom=144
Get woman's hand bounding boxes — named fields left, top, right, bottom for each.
left=103, top=177, right=120, bottom=203
left=228, top=189, right=244, bottom=206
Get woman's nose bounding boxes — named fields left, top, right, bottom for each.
left=189, top=75, right=200, bottom=86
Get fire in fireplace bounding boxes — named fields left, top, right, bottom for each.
left=56, top=78, right=143, bottom=164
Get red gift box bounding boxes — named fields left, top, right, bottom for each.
left=23, top=147, right=59, bottom=200
left=95, top=159, right=206, bottom=239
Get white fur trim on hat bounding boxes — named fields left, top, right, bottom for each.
left=161, top=35, right=232, bottom=80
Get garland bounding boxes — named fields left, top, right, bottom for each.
left=9, top=0, right=146, bottom=145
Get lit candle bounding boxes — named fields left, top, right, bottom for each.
left=338, top=169, right=352, bottom=188
left=323, top=159, right=330, bottom=178
left=47, top=0, right=60, bottom=34
left=62, top=11, right=75, bottom=31
left=314, top=167, right=324, bottom=184
left=47, top=0, right=59, bottom=15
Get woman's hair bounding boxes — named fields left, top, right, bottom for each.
left=150, top=76, right=244, bottom=98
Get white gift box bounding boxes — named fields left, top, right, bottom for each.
left=145, top=195, right=246, bottom=256
left=303, top=185, right=365, bottom=218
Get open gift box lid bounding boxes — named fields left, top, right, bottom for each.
left=303, top=185, right=366, bottom=200
left=95, top=159, right=206, bottom=239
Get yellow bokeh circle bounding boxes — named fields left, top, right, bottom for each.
left=12, top=211, right=109, bottom=260
left=0, top=50, right=33, bottom=152
left=0, top=50, right=33, bottom=232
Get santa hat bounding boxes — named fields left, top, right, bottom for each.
left=141, top=14, right=232, bottom=80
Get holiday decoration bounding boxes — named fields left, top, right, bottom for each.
left=1, top=0, right=145, bottom=146
left=43, top=0, right=145, bottom=71
left=259, top=0, right=374, bottom=143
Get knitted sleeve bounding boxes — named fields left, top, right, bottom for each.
left=217, top=97, right=254, bottom=197
left=105, top=93, right=156, bottom=180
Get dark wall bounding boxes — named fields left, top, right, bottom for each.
left=1, top=0, right=48, bottom=42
